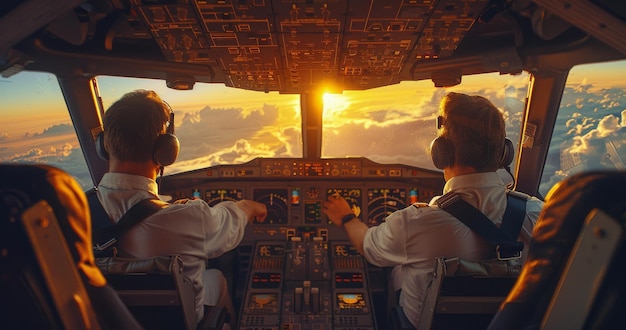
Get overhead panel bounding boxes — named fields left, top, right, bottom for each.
left=411, top=0, right=487, bottom=60
left=136, top=3, right=214, bottom=64
left=131, top=0, right=490, bottom=93
left=274, top=1, right=346, bottom=92
left=196, top=0, right=280, bottom=92
left=340, top=0, right=427, bottom=90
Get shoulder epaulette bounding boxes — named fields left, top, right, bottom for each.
left=412, top=202, right=429, bottom=209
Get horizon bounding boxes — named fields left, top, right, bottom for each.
left=1, top=59, right=625, bottom=193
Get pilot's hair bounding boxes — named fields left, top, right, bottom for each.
left=103, top=90, right=171, bottom=163
left=439, top=92, right=506, bottom=171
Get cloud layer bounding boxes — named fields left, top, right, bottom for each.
left=3, top=70, right=625, bottom=196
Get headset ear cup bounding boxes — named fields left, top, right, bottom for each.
left=95, top=132, right=109, bottom=160
left=153, top=133, right=180, bottom=167
left=430, top=137, right=453, bottom=169
left=500, top=137, right=514, bottom=168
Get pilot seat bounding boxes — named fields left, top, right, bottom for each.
left=0, top=164, right=141, bottom=329
left=489, top=171, right=626, bottom=329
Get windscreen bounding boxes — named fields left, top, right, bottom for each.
left=322, top=73, right=530, bottom=171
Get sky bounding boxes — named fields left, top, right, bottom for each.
left=1, top=60, right=625, bottom=193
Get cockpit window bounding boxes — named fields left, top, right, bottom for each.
left=539, top=59, right=626, bottom=197
left=2, top=72, right=530, bottom=191
left=322, top=72, right=530, bottom=171
left=96, top=76, right=302, bottom=175
left=97, top=72, right=529, bottom=176
left=0, top=71, right=91, bottom=189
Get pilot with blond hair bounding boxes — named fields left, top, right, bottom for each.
left=322, top=92, right=544, bottom=328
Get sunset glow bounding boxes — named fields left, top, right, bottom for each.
left=2, top=60, right=625, bottom=190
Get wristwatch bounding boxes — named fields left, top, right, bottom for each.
left=341, top=213, right=357, bottom=226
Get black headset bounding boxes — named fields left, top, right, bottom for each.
left=430, top=136, right=514, bottom=170
left=96, top=110, right=179, bottom=167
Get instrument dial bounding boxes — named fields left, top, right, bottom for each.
left=204, top=188, right=243, bottom=206
left=326, top=188, right=362, bottom=217
left=253, top=189, right=289, bottom=224
left=367, top=188, right=407, bottom=226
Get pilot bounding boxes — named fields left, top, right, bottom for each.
left=322, top=92, right=544, bottom=329
left=96, top=90, right=267, bottom=327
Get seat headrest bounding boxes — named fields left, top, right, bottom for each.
left=0, top=164, right=105, bottom=287
left=490, top=171, right=626, bottom=329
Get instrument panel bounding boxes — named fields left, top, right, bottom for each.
left=162, top=158, right=443, bottom=242
left=160, top=158, right=443, bottom=329
left=165, top=186, right=439, bottom=241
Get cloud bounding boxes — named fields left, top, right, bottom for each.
left=569, top=116, right=622, bottom=156
left=21, top=148, right=44, bottom=159
left=169, top=103, right=301, bottom=172
left=5, top=70, right=624, bottom=197
left=566, top=118, right=578, bottom=127
left=541, top=84, right=626, bottom=196
left=3, top=144, right=91, bottom=188
left=169, top=138, right=277, bottom=174
left=8, top=143, right=76, bottom=162
left=323, top=112, right=438, bottom=169
left=33, top=123, right=74, bottom=137
left=596, top=114, right=620, bottom=136
left=573, top=79, right=593, bottom=93
left=169, top=86, right=446, bottom=172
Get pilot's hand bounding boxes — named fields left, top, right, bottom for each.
left=236, top=200, right=268, bottom=223
left=322, top=196, right=353, bottom=227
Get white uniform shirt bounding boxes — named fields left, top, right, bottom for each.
left=97, top=173, right=249, bottom=323
left=362, top=172, right=543, bottom=328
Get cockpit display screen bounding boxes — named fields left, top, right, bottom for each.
left=253, top=189, right=288, bottom=224
left=326, top=188, right=362, bottom=217
left=204, top=188, right=243, bottom=206
left=247, top=293, right=279, bottom=313
left=336, top=293, right=366, bottom=310
left=366, top=188, right=407, bottom=226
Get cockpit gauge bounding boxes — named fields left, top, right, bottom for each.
left=367, top=188, right=407, bottom=226
left=336, top=293, right=366, bottom=311
left=192, top=189, right=202, bottom=200
left=204, top=188, right=243, bottom=206
left=253, top=189, right=289, bottom=224
left=326, top=188, right=362, bottom=217
left=246, top=293, right=279, bottom=313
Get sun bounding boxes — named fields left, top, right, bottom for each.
left=322, top=92, right=351, bottom=126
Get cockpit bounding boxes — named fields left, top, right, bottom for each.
left=2, top=0, right=626, bottom=329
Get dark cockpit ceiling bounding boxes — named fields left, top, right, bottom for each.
left=2, top=0, right=625, bottom=94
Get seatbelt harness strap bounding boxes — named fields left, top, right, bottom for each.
left=500, top=190, right=529, bottom=241
left=436, top=191, right=528, bottom=260
left=93, top=198, right=168, bottom=253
